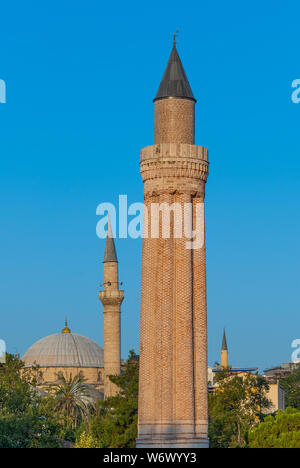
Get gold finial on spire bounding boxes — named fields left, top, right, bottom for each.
left=172, top=30, right=179, bottom=47
left=62, top=317, right=71, bottom=334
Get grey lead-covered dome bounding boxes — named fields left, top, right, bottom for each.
left=22, top=333, right=104, bottom=368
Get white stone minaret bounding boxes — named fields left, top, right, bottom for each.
left=99, top=222, right=124, bottom=398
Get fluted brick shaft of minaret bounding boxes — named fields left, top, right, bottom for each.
left=137, top=42, right=209, bottom=448
left=99, top=224, right=124, bottom=398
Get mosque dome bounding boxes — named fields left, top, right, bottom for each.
left=22, top=322, right=104, bottom=369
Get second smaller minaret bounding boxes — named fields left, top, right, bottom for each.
left=99, top=222, right=124, bottom=398
left=221, top=329, right=229, bottom=368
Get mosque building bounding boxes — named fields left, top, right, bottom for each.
left=22, top=320, right=105, bottom=395
left=21, top=229, right=122, bottom=400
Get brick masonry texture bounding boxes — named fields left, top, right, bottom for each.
left=137, top=96, right=209, bottom=448
left=154, top=98, right=195, bottom=144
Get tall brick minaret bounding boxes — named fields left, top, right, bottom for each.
left=99, top=222, right=124, bottom=398
left=136, top=39, right=209, bottom=448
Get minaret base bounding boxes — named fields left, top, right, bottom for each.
left=136, top=436, right=209, bottom=448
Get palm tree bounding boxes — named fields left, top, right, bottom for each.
left=48, top=372, right=96, bottom=428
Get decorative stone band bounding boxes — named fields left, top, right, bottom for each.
left=141, top=143, right=208, bottom=159
left=99, top=290, right=124, bottom=307
left=136, top=438, right=209, bottom=449
left=136, top=421, right=209, bottom=448
left=140, top=144, right=209, bottom=196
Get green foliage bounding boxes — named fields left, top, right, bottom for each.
left=280, top=365, right=300, bottom=410
left=209, top=371, right=271, bottom=448
left=0, top=409, right=62, bottom=448
left=0, top=354, right=62, bottom=448
left=75, top=430, right=100, bottom=448
left=249, top=407, right=300, bottom=448
left=0, top=354, right=39, bottom=414
left=75, top=350, right=139, bottom=448
left=47, top=371, right=96, bottom=429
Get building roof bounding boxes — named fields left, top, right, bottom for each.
left=213, top=367, right=258, bottom=374
left=103, top=218, right=118, bottom=263
left=22, top=332, right=104, bottom=368
left=264, top=362, right=299, bottom=376
left=154, top=44, right=195, bottom=102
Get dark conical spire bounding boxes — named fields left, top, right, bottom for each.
left=154, top=43, right=196, bottom=102
left=221, top=329, right=228, bottom=351
left=103, top=218, right=118, bottom=263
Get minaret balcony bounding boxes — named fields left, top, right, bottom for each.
left=99, top=289, right=124, bottom=307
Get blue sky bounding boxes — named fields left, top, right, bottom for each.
left=0, top=0, right=299, bottom=371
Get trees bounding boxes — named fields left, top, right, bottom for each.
left=75, top=350, right=139, bottom=448
left=0, top=407, right=62, bottom=448
left=249, top=407, right=300, bottom=448
left=209, top=371, right=271, bottom=448
left=0, top=353, right=33, bottom=415
left=0, top=351, right=139, bottom=448
left=0, top=354, right=62, bottom=448
left=279, top=366, right=300, bottom=410
left=47, top=372, right=96, bottom=429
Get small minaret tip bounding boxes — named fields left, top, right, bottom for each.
left=103, top=216, right=118, bottom=263
left=221, top=328, right=228, bottom=351
left=172, top=29, right=179, bottom=47
left=221, top=328, right=229, bottom=368
left=154, top=33, right=195, bottom=103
